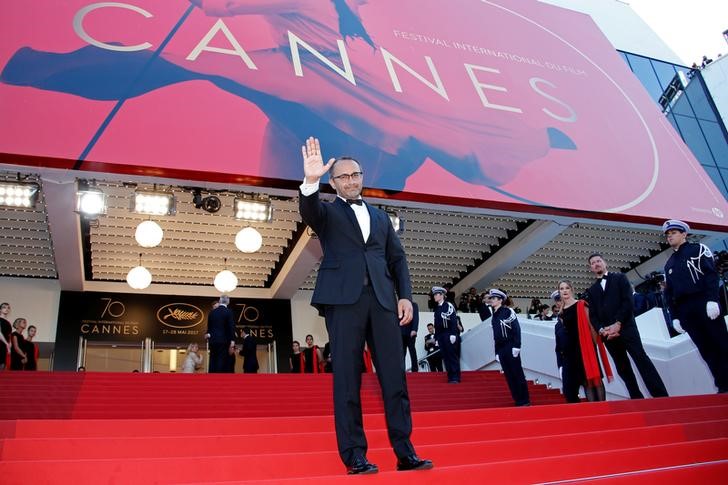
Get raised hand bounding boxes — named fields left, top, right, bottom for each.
left=302, top=137, right=334, bottom=184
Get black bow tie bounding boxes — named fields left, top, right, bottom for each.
left=346, top=199, right=363, bottom=206
left=601, top=275, right=608, bottom=280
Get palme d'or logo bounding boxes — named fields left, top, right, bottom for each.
left=157, top=303, right=204, bottom=329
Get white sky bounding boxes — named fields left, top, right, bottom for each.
left=627, top=0, right=728, bottom=65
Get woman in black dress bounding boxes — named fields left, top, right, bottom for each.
left=10, top=318, right=28, bottom=370
left=557, top=281, right=613, bottom=402
left=0, top=302, right=12, bottom=370
left=302, top=334, right=323, bottom=374
left=23, top=324, right=39, bottom=370
left=289, top=340, right=303, bottom=373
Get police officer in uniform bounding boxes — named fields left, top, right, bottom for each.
left=488, top=289, right=530, bottom=406
left=663, top=219, right=728, bottom=393
left=432, top=286, right=461, bottom=383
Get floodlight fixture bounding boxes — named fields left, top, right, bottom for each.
left=132, top=190, right=176, bottom=216
left=76, top=186, right=107, bottom=217
left=234, top=197, right=272, bottom=223
left=0, top=181, right=40, bottom=209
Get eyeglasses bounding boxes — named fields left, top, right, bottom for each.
left=331, top=171, right=363, bottom=182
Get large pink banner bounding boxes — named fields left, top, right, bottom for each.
left=0, top=0, right=726, bottom=228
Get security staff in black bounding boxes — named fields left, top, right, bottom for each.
left=488, top=289, right=530, bottom=406
left=432, top=286, right=461, bottom=383
left=663, top=219, right=728, bottom=393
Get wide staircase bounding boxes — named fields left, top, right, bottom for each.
left=0, top=371, right=726, bottom=484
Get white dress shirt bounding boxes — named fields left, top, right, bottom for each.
left=300, top=180, right=370, bottom=242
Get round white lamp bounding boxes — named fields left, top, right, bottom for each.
left=235, top=227, right=263, bottom=253
left=135, top=220, right=163, bottom=248
left=214, top=269, right=238, bottom=293
left=127, top=265, right=152, bottom=289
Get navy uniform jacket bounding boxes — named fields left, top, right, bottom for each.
left=206, top=305, right=236, bottom=345
left=664, top=242, right=720, bottom=312
left=434, top=301, right=458, bottom=337
left=491, top=306, right=522, bottom=352
left=585, top=272, right=636, bottom=332
left=299, top=191, right=412, bottom=315
left=401, top=302, right=420, bottom=337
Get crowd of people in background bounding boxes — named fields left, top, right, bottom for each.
left=0, top=302, right=39, bottom=371
left=289, top=334, right=374, bottom=374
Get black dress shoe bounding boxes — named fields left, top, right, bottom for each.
left=347, top=457, right=378, bottom=475
left=396, top=455, right=434, bottom=471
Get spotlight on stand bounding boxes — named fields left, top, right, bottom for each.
left=76, top=182, right=107, bottom=218
left=192, top=189, right=221, bottom=214
left=132, top=189, right=175, bottom=216
left=0, top=180, right=40, bottom=209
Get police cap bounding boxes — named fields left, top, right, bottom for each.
left=662, top=219, right=690, bottom=234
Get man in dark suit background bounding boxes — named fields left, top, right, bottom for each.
left=205, top=295, right=236, bottom=373
left=240, top=327, right=259, bottom=373
left=585, top=253, right=668, bottom=398
left=401, top=301, right=420, bottom=372
left=299, top=137, right=432, bottom=475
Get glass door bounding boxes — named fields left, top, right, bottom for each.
left=150, top=342, right=208, bottom=373
left=80, top=339, right=144, bottom=372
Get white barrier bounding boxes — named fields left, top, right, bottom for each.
left=410, top=308, right=720, bottom=400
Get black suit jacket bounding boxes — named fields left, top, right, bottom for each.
left=300, top=191, right=412, bottom=314
left=241, top=334, right=259, bottom=372
left=585, top=272, right=636, bottom=332
left=206, top=305, right=236, bottom=345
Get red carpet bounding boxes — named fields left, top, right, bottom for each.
left=0, top=371, right=726, bottom=483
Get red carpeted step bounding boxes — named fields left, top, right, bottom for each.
left=2, top=418, right=725, bottom=461
left=560, top=460, right=728, bottom=483
left=0, top=370, right=571, bottom=420
left=4, top=398, right=726, bottom=439
left=1, top=371, right=727, bottom=483
left=191, top=440, right=728, bottom=485
left=1, top=436, right=725, bottom=484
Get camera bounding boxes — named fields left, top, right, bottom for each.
left=713, top=250, right=728, bottom=276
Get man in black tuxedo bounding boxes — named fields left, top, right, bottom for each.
left=240, top=327, right=259, bottom=373
left=401, top=301, right=420, bottom=372
left=205, top=295, right=236, bottom=373
left=585, top=254, right=668, bottom=398
left=299, top=137, right=432, bottom=475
